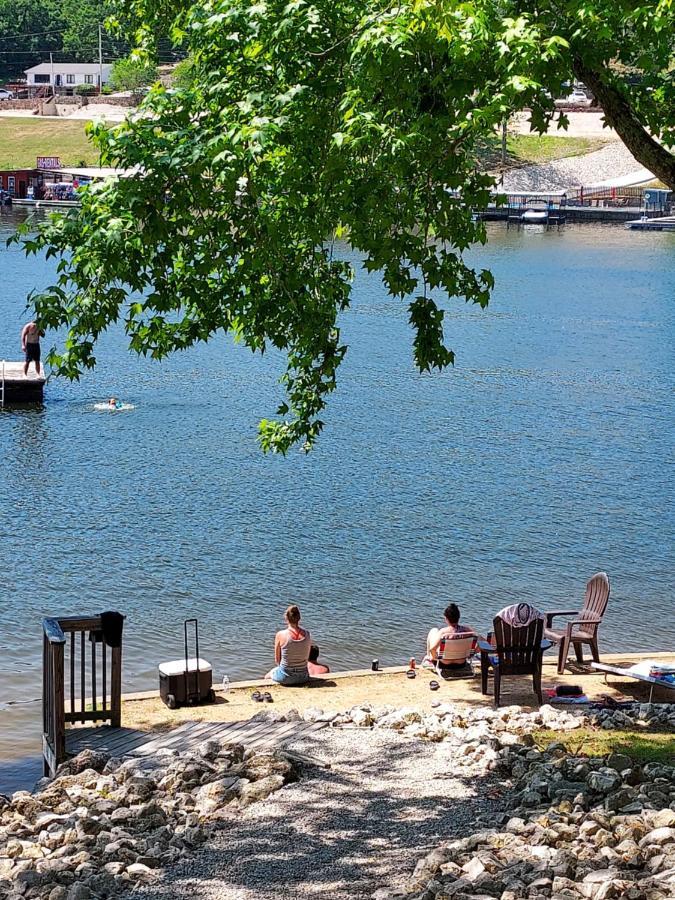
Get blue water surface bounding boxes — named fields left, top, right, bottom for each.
left=0, top=207, right=673, bottom=772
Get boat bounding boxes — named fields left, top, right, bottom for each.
left=521, top=208, right=549, bottom=223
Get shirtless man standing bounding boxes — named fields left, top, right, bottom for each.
left=21, top=321, right=43, bottom=376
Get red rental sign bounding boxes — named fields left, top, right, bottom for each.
left=37, top=156, right=62, bottom=169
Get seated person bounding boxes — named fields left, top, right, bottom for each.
left=307, top=643, right=329, bottom=676
left=265, top=604, right=311, bottom=685
left=424, top=603, right=479, bottom=669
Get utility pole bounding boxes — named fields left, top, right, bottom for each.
left=98, top=23, right=103, bottom=93
left=501, top=119, right=507, bottom=169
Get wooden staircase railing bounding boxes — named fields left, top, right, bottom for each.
left=42, top=614, right=123, bottom=777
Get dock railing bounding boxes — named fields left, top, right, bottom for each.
left=42, top=614, right=123, bottom=776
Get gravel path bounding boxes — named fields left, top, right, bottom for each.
left=131, top=728, right=504, bottom=900
left=500, top=141, right=650, bottom=191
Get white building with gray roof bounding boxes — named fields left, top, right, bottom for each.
left=24, top=62, right=113, bottom=90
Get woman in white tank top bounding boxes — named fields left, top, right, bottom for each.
left=265, top=604, right=311, bottom=685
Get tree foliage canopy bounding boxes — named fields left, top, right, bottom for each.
left=18, top=0, right=675, bottom=451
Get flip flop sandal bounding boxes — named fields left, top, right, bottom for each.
left=251, top=691, right=263, bottom=702
left=406, top=669, right=416, bottom=679
left=429, top=680, right=440, bottom=691
left=263, top=692, right=273, bottom=703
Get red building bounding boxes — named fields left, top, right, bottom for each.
left=0, top=168, right=41, bottom=199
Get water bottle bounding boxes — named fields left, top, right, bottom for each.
left=222, top=675, right=230, bottom=694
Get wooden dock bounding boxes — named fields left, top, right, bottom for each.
left=1, top=361, right=45, bottom=404
left=66, top=717, right=328, bottom=759
left=625, top=215, right=675, bottom=232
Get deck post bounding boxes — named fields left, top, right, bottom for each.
left=42, top=617, right=66, bottom=776
left=111, top=645, right=122, bottom=727
left=53, top=642, right=66, bottom=767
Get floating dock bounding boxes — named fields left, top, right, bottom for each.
left=625, top=216, right=675, bottom=232
left=0, top=361, right=45, bottom=404
left=11, top=198, right=80, bottom=209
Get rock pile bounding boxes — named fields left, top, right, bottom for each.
left=304, top=702, right=673, bottom=776
left=377, top=740, right=675, bottom=900
left=317, top=700, right=675, bottom=737
left=586, top=703, right=675, bottom=732
left=0, top=741, right=296, bottom=900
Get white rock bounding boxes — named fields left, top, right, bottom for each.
left=639, top=827, right=675, bottom=848
left=462, top=856, right=486, bottom=881
left=351, top=708, right=374, bottom=728
left=126, top=862, right=155, bottom=879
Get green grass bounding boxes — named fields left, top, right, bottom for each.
left=480, top=134, right=608, bottom=169
left=533, top=728, right=675, bottom=766
left=0, top=118, right=604, bottom=173
left=0, top=117, right=99, bottom=169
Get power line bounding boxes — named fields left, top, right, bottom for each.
left=0, top=26, right=110, bottom=41
left=0, top=42, right=129, bottom=51
left=0, top=50, right=126, bottom=57
left=0, top=45, right=181, bottom=55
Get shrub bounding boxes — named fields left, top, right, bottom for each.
left=110, top=57, right=157, bottom=97
left=74, top=84, right=96, bottom=96
left=171, top=58, right=195, bottom=90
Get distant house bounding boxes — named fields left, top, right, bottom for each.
left=24, top=63, right=113, bottom=91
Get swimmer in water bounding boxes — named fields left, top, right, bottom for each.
left=108, top=397, right=123, bottom=410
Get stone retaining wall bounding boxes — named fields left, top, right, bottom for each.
left=0, top=99, right=40, bottom=110
left=0, top=95, right=137, bottom=111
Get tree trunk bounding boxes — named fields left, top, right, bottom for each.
left=573, top=58, right=675, bottom=190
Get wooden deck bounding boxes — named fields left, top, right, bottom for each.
left=1, top=361, right=45, bottom=404
left=66, top=717, right=328, bottom=760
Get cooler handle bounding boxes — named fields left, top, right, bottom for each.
left=184, top=618, right=200, bottom=699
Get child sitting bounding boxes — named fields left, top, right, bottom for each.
left=307, top=643, right=329, bottom=676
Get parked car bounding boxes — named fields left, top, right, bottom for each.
left=555, top=88, right=592, bottom=107
left=0, top=88, right=14, bottom=100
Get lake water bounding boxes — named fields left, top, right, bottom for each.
left=1, top=207, right=673, bottom=789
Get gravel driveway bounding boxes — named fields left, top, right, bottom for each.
left=131, top=728, right=504, bottom=900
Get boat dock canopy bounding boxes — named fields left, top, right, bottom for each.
left=500, top=191, right=568, bottom=198
left=40, top=166, right=138, bottom=180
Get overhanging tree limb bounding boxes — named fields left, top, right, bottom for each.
left=573, top=58, right=675, bottom=189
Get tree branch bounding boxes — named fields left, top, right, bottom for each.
left=572, top=57, right=675, bottom=190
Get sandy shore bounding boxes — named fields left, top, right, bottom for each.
left=120, top=652, right=674, bottom=734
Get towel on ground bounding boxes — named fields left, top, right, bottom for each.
left=496, top=602, right=543, bottom=628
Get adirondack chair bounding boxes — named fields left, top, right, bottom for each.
left=545, top=572, right=610, bottom=674
left=479, top=614, right=548, bottom=707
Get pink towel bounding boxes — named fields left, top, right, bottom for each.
left=497, top=603, right=543, bottom=628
